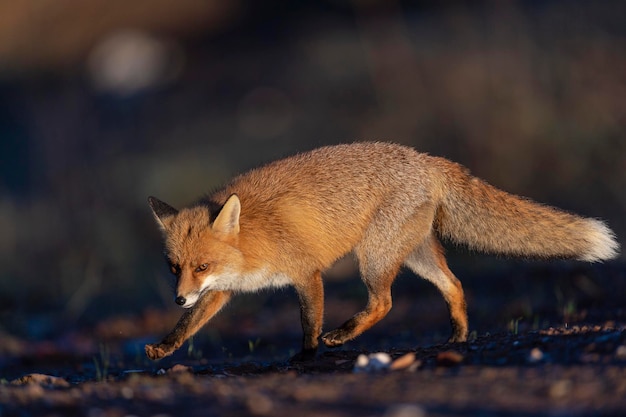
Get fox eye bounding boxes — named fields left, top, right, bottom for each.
left=169, top=264, right=181, bottom=275
left=195, top=263, right=209, bottom=273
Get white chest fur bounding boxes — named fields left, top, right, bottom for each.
left=202, top=267, right=293, bottom=293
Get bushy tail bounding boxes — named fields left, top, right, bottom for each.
left=433, top=159, right=619, bottom=262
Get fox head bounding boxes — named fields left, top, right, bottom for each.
left=148, top=194, right=244, bottom=308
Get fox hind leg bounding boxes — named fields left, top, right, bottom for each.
left=321, top=262, right=399, bottom=347
left=322, top=203, right=436, bottom=347
left=404, top=234, right=468, bottom=343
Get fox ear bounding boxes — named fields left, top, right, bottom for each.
left=148, top=196, right=178, bottom=231
left=212, top=194, right=240, bottom=235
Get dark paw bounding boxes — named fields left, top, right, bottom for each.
left=289, top=348, right=318, bottom=363
left=321, top=329, right=349, bottom=347
left=145, top=343, right=175, bottom=360
left=447, top=331, right=468, bottom=344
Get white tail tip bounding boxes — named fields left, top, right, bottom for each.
left=578, top=219, right=620, bottom=262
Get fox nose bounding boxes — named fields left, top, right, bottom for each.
left=175, top=296, right=186, bottom=306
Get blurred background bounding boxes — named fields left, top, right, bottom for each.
left=0, top=0, right=624, bottom=349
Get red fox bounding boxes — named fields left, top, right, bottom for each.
left=145, top=142, right=619, bottom=361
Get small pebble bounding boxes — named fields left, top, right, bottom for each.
left=354, top=352, right=392, bottom=372
left=167, top=364, right=192, bottom=373
left=528, top=347, right=544, bottom=363
left=10, top=373, right=70, bottom=388
left=436, top=350, right=464, bottom=367
left=389, top=353, right=417, bottom=371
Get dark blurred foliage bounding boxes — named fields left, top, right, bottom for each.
left=0, top=0, right=624, bottom=333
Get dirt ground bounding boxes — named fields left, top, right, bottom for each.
left=1, top=262, right=625, bottom=417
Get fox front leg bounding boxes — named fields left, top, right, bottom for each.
left=290, top=271, right=324, bottom=362
left=145, top=290, right=231, bottom=360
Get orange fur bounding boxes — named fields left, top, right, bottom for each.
left=145, top=142, right=619, bottom=360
